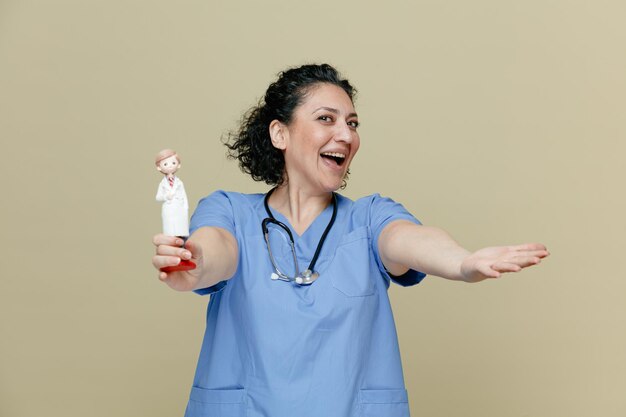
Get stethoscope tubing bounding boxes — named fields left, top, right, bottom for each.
left=261, top=189, right=337, bottom=285
left=262, top=217, right=301, bottom=281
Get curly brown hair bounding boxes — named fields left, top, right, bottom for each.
left=223, top=64, right=356, bottom=187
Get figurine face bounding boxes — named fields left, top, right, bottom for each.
left=157, top=155, right=180, bottom=175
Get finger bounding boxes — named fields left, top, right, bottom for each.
left=156, top=244, right=192, bottom=260
left=158, top=270, right=182, bottom=283
left=152, top=234, right=185, bottom=247
left=510, top=243, right=547, bottom=252
left=477, top=263, right=500, bottom=278
left=515, top=250, right=549, bottom=259
left=507, top=255, right=542, bottom=268
left=152, top=254, right=182, bottom=270
left=492, top=262, right=522, bottom=273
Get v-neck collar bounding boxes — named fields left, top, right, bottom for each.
left=264, top=196, right=335, bottom=240
left=258, top=192, right=347, bottom=280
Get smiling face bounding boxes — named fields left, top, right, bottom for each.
left=271, top=83, right=360, bottom=194
left=157, top=155, right=180, bottom=175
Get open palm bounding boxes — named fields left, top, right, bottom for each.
left=460, top=243, right=549, bottom=283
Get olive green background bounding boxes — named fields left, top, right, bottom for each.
left=1, top=0, right=624, bottom=416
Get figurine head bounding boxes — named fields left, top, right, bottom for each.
left=155, top=149, right=181, bottom=175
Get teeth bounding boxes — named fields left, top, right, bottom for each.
left=321, top=152, right=346, bottom=159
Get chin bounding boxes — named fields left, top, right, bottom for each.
left=322, top=179, right=345, bottom=193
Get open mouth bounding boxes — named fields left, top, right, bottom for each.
left=320, top=152, right=346, bottom=167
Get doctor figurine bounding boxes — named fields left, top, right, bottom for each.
left=155, top=149, right=196, bottom=272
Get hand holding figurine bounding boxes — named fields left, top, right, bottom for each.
left=152, top=234, right=204, bottom=291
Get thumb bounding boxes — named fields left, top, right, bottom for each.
left=478, top=263, right=500, bottom=278
left=184, top=239, right=202, bottom=258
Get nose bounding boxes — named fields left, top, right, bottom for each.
left=334, top=121, right=355, bottom=143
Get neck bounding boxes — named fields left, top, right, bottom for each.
left=268, top=184, right=332, bottom=235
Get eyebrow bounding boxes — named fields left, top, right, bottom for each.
left=312, top=106, right=358, bottom=118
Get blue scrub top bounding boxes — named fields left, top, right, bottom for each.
left=184, top=191, right=426, bottom=417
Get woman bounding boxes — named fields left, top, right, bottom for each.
left=152, top=64, right=549, bottom=417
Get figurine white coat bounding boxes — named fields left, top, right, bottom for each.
left=155, top=150, right=190, bottom=237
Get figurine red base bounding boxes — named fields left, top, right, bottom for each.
left=160, top=260, right=197, bottom=273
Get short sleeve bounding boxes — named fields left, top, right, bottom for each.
left=189, top=190, right=236, bottom=237
left=368, top=194, right=427, bottom=287
left=188, top=190, right=237, bottom=295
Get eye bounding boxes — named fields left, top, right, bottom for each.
left=348, top=120, right=360, bottom=129
left=318, top=115, right=333, bottom=122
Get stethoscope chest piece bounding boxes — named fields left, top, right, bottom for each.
left=270, top=269, right=319, bottom=285
left=296, top=269, right=319, bottom=285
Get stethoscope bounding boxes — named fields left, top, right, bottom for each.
left=261, top=188, right=337, bottom=285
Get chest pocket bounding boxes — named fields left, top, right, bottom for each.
left=329, top=226, right=376, bottom=297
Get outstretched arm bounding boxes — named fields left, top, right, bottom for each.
left=378, top=220, right=549, bottom=283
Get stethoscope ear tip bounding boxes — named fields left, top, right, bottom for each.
left=270, top=273, right=279, bottom=280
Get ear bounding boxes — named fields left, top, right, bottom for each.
left=269, top=119, right=287, bottom=150
left=156, top=166, right=163, bottom=173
